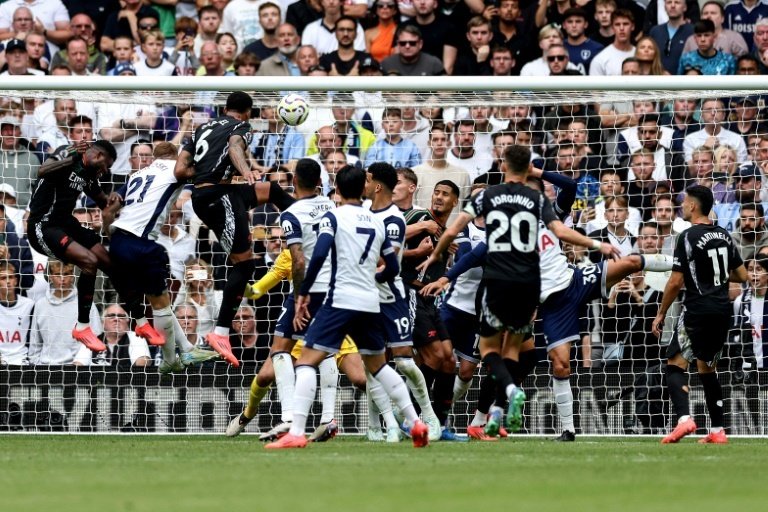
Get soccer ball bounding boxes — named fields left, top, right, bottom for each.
left=277, top=93, right=310, bottom=126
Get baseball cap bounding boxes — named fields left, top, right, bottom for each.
left=114, top=61, right=137, bottom=76
left=0, top=115, right=20, bottom=127
left=735, top=162, right=762, bottom=180
left=360, top=57, right=381, bottom=73
left=562, top=7, right=588, bottom=21
left=4, top=38, right=26, bottom=53
left=0, top=183, right=17, bottom=198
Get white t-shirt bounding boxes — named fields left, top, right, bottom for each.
left=0, top=295, right=34, bottom=365
left=683, top=127, right=748, bottom=163
left=133, top=58, right=177, bottom=76
left=749, top=295, right=765, bottom=368
left=96, top=101, right=156, bottom=175
left=300, top=19, right=366, bottom=55
left=446, top=149, right=493, bottom=183
left=589, top=45, right=635, bottom=76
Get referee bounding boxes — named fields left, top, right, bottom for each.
left=652, top=185, right=747, bottom=444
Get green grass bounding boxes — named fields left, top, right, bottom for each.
left=1, top=435, right=764, bottom=512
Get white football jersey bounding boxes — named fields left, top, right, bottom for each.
left=367, top=202, right=406, bottom=304
left=280, top=195, right=335, bottom=294
left=110, top=159, right=182, bottom=240
left=539, top=222, right=574, bottom=302
left=0, top=296, right=34, bottom=365
left=445, top=221, right=485, bottom=315
left=321, top=204, right=389, bottom=312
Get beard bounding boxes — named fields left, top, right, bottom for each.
left=279, top=44, right=298, bottom=56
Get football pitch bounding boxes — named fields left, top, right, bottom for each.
left=1, top=435, right=764, bottom=512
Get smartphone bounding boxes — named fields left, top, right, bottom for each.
left=0, top=233, right=5, bottom=245
left=184, top=28, right=196, bottom=37
left=190, top=270, right=208, bottom=280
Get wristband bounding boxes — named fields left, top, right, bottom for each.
left=590, top=240, right=602, bottom=251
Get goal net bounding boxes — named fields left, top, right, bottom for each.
left=1, top=76, right=766, bottom=436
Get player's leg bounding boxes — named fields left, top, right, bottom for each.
left=265, top=346, right=327, bottom=448
left=271, top=335, right=298, bottom=424
left=691, top=314, right=729, bottom=444
left=307, top=355, right=339, bottom=442
left=195, top=186, right=255, bottom=366
left=63, top=239, right=108, bottom=351
left=604, top=254, right=673, bottom=290
left=549, top=341, right=576, bottom=441
left=661, top=313, right=696, bottom=443
left=227, top=357, right=275, bottom=437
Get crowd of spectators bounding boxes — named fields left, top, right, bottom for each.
left=1, top=0, right=768, bottom=381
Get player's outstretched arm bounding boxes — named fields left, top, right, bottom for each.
left=652, top=270, right=684, bottom=337
left=245, top=250, right=291, bottom=300
left=548, top=220, right=621, bottom=259
left=100, top=193, right=123, bottom=236
left=417, top=211, right=473, bottom=275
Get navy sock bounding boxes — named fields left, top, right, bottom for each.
left=699, top=371, right=725, bottom=428
left=76, top=272, right=97, bottom=324
left=217, top=259, right=256, bottom=329
left=482, top=352, right=514, bottom=406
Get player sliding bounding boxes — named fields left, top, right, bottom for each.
left=653, top=185, right=747, bottom=444
left=176, top=91, right=295, bottom=366
left=265, top=166, right=428, bottom=449
left=419, top=145, right=621, bottom=435
left=102, top=142, right=219, bottom=372
left=26, top=140, right=165, bottom=352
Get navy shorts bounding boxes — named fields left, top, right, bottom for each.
left=303, top=305, right=386, bottom=355
left=539, top=262, right=608, bottom=350
left=109, top=229, right=170, bottom=296
left=191, top=184, right=257, bottom=255
left=379, top=299, right=413, bottom=348
left=28, top=218, right=101, bottom=261
left=441, top=303, right=479, bottom=363
left=274, top=292, right=327, bottom=340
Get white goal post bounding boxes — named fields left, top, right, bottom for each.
left=0, top=76, right=767, bottom=436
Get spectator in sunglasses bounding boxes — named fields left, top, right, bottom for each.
left=380, top=24, right=445, bottom=76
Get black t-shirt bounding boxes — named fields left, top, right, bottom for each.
left=183, top=115, right=252, bottom=185
left=102, top=6, right=160, bottom=41
left=319, top=50, right=372, bottom=76
left=27, top=152, right=102, bottom=224
left=401, top=207, right=447, bottom=286
left=673, top=223, right=743, bottom=314
left=402, top=16, right=459, bottom=62
left=465, top=182, right=557, bottom=282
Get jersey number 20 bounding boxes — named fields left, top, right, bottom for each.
left=486, top=210, right=537, bottom=253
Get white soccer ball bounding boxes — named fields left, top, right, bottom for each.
left=277, top=93, right=310, bottom=126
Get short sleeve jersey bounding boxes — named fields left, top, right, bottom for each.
left=369, top=203, right=407, bottom=303
left=183, top=115, right=252, bottom=185
left=401, top=207, right=447, bottom=285
left=465, top=182, right=557, bottom=283
left=111, top=159, right=182, bottom=240
left=321, top=204, right=390, bottom=312
left=27, top=152, right=102, bottom=224
left=280, top=195, right=335, bottom=294
left=673, top=223, right=743, bottom=314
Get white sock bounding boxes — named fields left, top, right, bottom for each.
left=642, top=254, right=674, bottom=272
left=395, top=357, right=436, bottom=417
left=366, top=368, right=399, bottom=430
left=711, top=426, right=723, bottom=433
left=553, top=377, right=575, bottom=433
left=75, top=321, right=89, bottom=330
left=678, top=415, right=691, bottom=424
left=453, top=376, right=472, bottom=403
left=470, top=410, right=488, bottom=427
left=366, top=377, right=382, bottom=431
left=213, top=326, right=229, bottom=336
left=505, top=383, right=517, bottom=399
left=373, top=364, right=419, bottom=425
left=152, top=307, right=177, bottom=362
left=171, top=315, right=194, bottom=353
left=318, top=356, right=338, bottom=424
left=272, top=352, right=295, bottom=422
left=288, top=365, right=316, bottom=437
left=135, top=317, right=148, bottom=327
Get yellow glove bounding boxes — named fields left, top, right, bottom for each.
left=244, top=283, right=264, bottom=300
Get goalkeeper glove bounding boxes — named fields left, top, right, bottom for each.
left=244, top=283, right=264, bottom=300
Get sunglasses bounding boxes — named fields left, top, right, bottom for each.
left=547, top=55, right=567, bottom=62
left=397, top=40, right=418, bottom=47
left=139, top=23, right=158, bottom=30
